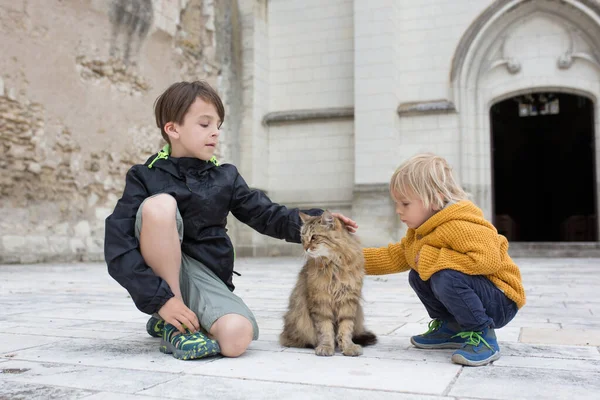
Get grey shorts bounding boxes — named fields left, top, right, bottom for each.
left=135, top=194, right=259, bottom=340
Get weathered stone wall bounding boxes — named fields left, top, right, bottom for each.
left=0, top=0, right=242, bottom=263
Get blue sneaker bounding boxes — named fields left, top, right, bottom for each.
left=410, top=319, right=467, bottom=349
left=451, top=327, right=500, bottom=366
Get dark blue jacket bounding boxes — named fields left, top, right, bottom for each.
left=104, top=149, right=320, bottom=315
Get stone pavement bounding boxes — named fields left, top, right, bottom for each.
left=1, top=257, right=599, bottom=399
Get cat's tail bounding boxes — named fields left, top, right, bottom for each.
left=353, top=330, right=377, bottom=346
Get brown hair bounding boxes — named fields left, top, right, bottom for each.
left=154, top=81, right=225, bottom=144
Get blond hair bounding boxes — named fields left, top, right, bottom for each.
left=390, top=153, right=469, bottom=210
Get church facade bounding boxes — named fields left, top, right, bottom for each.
left=2, top=0, right=599, bottom=262
left=236, top=0, right=600, bottom=256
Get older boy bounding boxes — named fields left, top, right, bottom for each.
left=104, top=81, right=357, bottom=360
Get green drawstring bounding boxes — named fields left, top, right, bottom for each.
left=148, top=144, right=219, bottom=168
left=148, top=144, right=171, bottom=168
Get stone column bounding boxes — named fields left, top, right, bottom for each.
left=230, top=0, right=271, bottom=256
left=352, top=0, right=401, bottom=247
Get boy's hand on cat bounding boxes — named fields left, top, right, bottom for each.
left=158, top=297, right=200, bottom=334
left=331, top=212, right=358, bottom=233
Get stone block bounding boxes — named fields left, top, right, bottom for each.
left=74, top=221, right=91, bottom=237
left=85, top=236, right=103, bottom=254
left=352, top=185, right=399, bottom=247
left=70, top=238, right=86, bottom=254
left=95, top=207, right=112, bottom=221
left=2, top=236, right=26, bottom=252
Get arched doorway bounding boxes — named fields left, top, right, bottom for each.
left=491, top=92, right=597, bottom=241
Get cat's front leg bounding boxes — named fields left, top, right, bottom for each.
left=311, top=310, right=335, bottom=356
left=337, top=301, right=363, bottom=357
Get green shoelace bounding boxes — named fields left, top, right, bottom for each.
left=451, top=331, right=493, bottom=350
left=422, top=319, right=443, bottom=335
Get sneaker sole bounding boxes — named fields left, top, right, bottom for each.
left=159, top=339, right=219, bottom=361
left=410, top=337, right=464, bottom=349
left=451, top=351, right=501, bottom=366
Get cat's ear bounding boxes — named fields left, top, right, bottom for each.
left=320, top=210, right=335, bottom=227
left=299, top=212, right=311, bottom=224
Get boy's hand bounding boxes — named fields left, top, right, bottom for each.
left=158, top=297, right=200, bottom=334
left=331, top=212, right=358, bottom=233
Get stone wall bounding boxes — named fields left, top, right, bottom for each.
left=0, top=0, right=242, bottom=263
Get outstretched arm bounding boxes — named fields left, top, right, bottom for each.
left=230, top=171, right=321, bottom=243
left=363, top=239, right=410, bottom=275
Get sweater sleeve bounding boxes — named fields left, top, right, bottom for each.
left=362, top=239, right=409, bottom=275
left=417, top=221, right=502, bottom=280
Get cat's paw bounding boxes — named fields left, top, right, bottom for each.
left=315, top=344, right=335, bottom=356
left=341, top=343, right=363, bottom=357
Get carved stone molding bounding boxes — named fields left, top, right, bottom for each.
left=397, top=100, right=456, bottom=116
left=557, top=29, right=600, bottom=71
left=353, top=183, right=390, bottom=193
left=262, top=107, right=354, bottom=125
left=487, top=36, right=521, bottom=75
left=451, top=0, right=600, bottom=82
left=488, top=57, right=521, bottom=74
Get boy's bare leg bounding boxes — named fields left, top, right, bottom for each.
left=139, top=194, right=199, bottom=333
left=210, top=314, right=253, bottom=357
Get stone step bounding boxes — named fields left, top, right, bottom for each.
left=509, top=242, right=600, bottom=257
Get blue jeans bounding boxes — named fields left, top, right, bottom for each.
left=409, top=269, right=518, bottom=332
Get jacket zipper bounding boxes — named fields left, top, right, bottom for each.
left=183, top=175, right=192, bottom=192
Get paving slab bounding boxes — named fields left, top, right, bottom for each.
left=1, top=257, right=600, bottom=399
left=0, top=380, right=94, bottom=399
left=0, top=333, right=60, bottom=354
left=139, top=374, right=451, bottom=400
left=0, top=360, right=177, bottom=393
left=449, top=365, right=600, bottom=399
left=185, top=350, right=461, bottom=395
left=520, top=327, right=600, bottom=346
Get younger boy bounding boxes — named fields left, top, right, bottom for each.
left=363, top=153, right=525, bottom=366
left=104, top=81, right=357, bottom=360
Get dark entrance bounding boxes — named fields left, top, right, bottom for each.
left=490, top=92, right=597, bottom=242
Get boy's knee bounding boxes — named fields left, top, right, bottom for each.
left=142, top=194, right=177, bottom=222
left=430, top=269, right=463, bottom=297
left=211, top=314, right=254, bottom=357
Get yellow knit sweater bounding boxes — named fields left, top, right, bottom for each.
left=363, top=200, right=526, bottom=309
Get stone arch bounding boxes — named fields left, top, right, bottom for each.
left=449, top=0, right=600, bottom=228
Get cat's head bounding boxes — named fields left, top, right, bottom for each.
left=299, top=211, right=357, bottom=260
